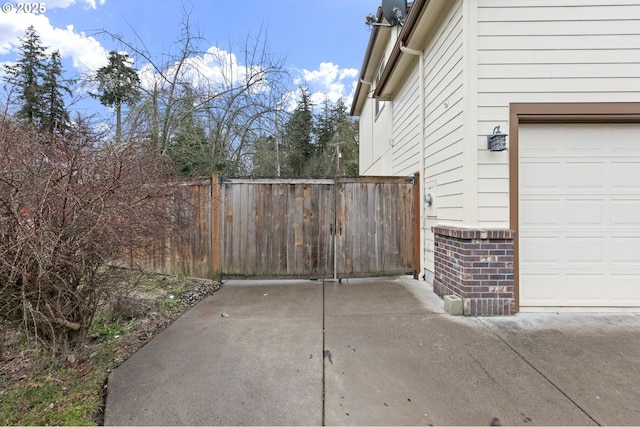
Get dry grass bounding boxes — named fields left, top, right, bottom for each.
left=0, top=269, right=220, bottom=426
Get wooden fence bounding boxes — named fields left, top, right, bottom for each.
left=131, top=174, right=417, bottom=280
left=127, top=178, right=219, bottom=280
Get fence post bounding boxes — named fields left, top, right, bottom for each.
left=211, top=173, right=222, bottom=277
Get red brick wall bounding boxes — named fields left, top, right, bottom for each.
left=432, top=226, right=516, bottom=316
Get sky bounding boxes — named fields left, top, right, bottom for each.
left=0, top=0, right=379, bottom=118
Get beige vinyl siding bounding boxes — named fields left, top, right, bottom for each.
left=476, top=0, right=640, bottom=225
left=360, top=28, right=403, bottom=176
left=359, top=84, right=394, bottom=176
left=358, top=96, right=375, bottom=174
left=392, top=64, right=421, bottom=175
left=424, top=0, right=465, bottom=224
left=418, top=0, right=465, bottom=271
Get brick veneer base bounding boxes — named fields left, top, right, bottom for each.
left=432, top=226, right=516, bottom=316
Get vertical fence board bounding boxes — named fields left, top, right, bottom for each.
left=211, top=175, right=221, bottom=274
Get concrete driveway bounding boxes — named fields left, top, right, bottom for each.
left=104, top=277, right=640, bottom=426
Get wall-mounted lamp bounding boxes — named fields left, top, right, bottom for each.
left=487, top=125, right=507, bottom=151
left=425, top=193, right=433, bottom=207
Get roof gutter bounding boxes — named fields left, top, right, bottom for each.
left=349, top=7, right=384, bottom=116
left=374, top=0, right=430, bottom=99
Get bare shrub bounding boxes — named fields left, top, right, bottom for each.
left=0, top=118, right=178, bottom=352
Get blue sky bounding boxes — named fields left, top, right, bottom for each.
left=0, top=0, right=378, bottom=117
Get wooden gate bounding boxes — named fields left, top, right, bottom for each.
left=219, top=176, right=417, bottom=279
left=335, top=177, right=416, bottom=278
left=219, top=178, right=335, bottom=278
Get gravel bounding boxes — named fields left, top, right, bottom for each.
left=180, top=279, right=221, bottom=307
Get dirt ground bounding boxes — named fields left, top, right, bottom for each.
left=0, top=269, right=220, bottom=425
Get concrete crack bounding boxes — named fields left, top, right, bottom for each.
left=477, top=318, right=602, bottom=426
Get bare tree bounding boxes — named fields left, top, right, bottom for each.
left=0, top=116, right=177, bottom=352
left=102, top=12, right=291, bottom=176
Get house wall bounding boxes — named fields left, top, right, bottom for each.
left=422, top=0, right=465, bottom=271
left=391, top=64, right=421, bottom=176
left=358, top=97, right=393, bottom=175
left=358, top=93, right=377, bottom=173
left=355, top=0, right=640, bottom=314
left=476, top=0, right=640, bottom=226
left=359, top=28, right=402, bottom=176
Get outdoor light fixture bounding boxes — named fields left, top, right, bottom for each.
left=425, top=193, right=433, bottom=207
left=487, top=125, right=508, bottom=151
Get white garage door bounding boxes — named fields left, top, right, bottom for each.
left=519, top=123, right=640, bottom=309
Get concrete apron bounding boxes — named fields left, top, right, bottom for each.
left=105, top=277, right=640, bottom=426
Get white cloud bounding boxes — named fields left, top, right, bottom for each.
left=45, top=0, right=106, bottom=10
left=139, top=45, right=270, bottom=95
left=291, top=61, right=358, bottom=111
left=0, top=12, right=108, bottom=73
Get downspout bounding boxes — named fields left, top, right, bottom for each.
left=360, top=79, right=375, bottom=175
left=400, top=44, right=426, bottom=280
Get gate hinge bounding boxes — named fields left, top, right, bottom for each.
left=406, top=177, right=417, bottom=185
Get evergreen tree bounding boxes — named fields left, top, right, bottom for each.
left=294, top=96, right=359, bottom=177
left=41, top=51, right=72, bottom=133
left=328, top=98, right=359, bottom=176
left=93, top=51, right=141, bottom=144
left=166, top=85, right=209, bottom=175
left=281, top=87, right=314, bottom=177
left=251, top=134, right=279, bottom=177
left=314, top=98, right=335, bottom=156
left=3, top=26, right=48, bottom=126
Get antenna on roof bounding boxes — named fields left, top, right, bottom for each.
left=382, top=0, right=407, bottom=26
left=365, top=0, right=407, bottom=28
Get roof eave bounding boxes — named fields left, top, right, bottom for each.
left=350, top=7, right=386, bottom=117
left=373, top=0, right=430, bottom=100
left=374, top=0, right=454, bottom=100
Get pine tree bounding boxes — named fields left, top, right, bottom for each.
left=3, top=26, right=48, bottom=126
left=314, top=98, right=335, bottom=156
left=41, top=51, right=72, bottom=133
left=93, top=51, right=141, bottom=144
left=251, top=134, right=279, bottom=177
left=330, top=98, right=359, bottom=176
left=281, top=87, right=314, bottom=177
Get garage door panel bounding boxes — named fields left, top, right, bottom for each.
left=565, top=237, right=605, bottom=264
left=518, top=126, right=565, bottom=155
left=564, top=125, right=607, bottom=155
left=520, top=199, right=563, bottom=227
left=612, top=162, right=640, bottom=188
left=520, top=237, right=562, bottom=264
left=520, top=161, right=563, bottom=189
left=520, top=274, right=561, bottom=304
left=610, top=237, right=640, bottom=263
left=610, top=125, right=640, bottom=154
left=564, top=275, right=604, bottom=303
left=519, top=123, right=640, bottom=309
left=565, top=199, right=605, bottom=226
left=566, top=162, right=606, bottom=189
left=611, top=200, right=640, bottom=225
left=611, top=276, right=640, bottom=303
